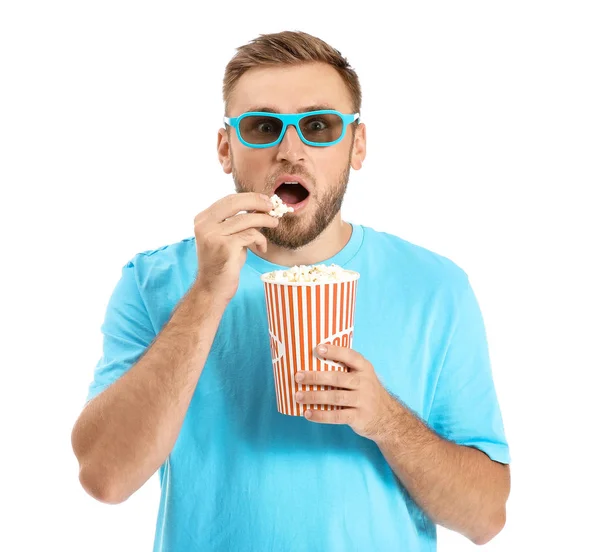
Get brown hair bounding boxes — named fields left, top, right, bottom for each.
left=223, top=31, right=362, bottom=115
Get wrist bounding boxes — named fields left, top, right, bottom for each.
left=370, top=391, right=408, bottom=446
left=190, top=281, right=230, bottom=312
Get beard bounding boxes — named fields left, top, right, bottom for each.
left=232, top=160, right=351, bottom=251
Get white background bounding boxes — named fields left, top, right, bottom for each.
left=1, top=1, right=598, bottom=550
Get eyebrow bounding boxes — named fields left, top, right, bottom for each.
left=244, top=104, right=336, bottom=114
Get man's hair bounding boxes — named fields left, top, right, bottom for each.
left=223, top=30, right=362, bottom=115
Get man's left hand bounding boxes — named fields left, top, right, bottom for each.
left=294, top=344, right=396, bottom=440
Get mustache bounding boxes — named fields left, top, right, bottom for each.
left=268, top=165, right=315, bottom=186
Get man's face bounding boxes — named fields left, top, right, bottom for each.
left=217, top=62, right=366, bottom=250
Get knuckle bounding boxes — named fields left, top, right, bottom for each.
left=334, top=391, right=345, bottom=404
left=194, top=219, right=207, bottom=234
left=216, top=196, right=235, bottom=214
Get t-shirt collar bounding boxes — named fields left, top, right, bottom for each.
left=246, top=222, right=364, bottom=274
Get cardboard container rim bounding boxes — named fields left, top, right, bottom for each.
left=260, top=271, right=360, bottom=286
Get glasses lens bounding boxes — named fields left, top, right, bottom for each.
left=299, top=113, right=344, bottom=143
left=238, top=115, right=283, bottom=144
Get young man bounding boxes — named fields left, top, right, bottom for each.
left=72, top=31, right=511, bottom=551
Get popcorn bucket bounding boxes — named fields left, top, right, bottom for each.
left=260, top=270, right=360, bottom=416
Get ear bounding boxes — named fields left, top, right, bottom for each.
left=350, top=122, right=366, bottom=170
left=217, top=127, right=233, bottom=174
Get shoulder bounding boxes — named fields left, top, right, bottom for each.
left=122, top=236, right=196, bottom=284
left=361, top=225, right=469, bottom=291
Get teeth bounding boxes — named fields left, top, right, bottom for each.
left=283, top=181, right=299, bottom=185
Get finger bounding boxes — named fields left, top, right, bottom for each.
left=220, top=212, right=279, bottom=236
left=295, top=370, right=360, bottom=390
left=317, top=344, right=369, bottom=372
left=296, top=389, right=358, bottom=407
left=304, top=408, right=356, bottom=425
left=235, top=228, right=268, bottom=252
left=211, top=193, right=274, bottom=223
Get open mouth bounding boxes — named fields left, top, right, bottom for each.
left=274, top=182, right=310, bottom=205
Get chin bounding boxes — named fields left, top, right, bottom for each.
left=262, top=223, right=317, bottom=250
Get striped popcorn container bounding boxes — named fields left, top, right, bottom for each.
left=260, top=270, right=360, bottom=416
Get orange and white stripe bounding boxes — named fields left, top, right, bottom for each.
left=262, top=274, right=359, bottom=416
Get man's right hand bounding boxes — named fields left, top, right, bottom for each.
left=194, top=192, right=279, bottom=303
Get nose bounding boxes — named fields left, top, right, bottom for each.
left=276, top=124, right=306, bottom=163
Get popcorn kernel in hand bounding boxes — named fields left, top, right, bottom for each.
left=269, top=194, right=295, bottom=218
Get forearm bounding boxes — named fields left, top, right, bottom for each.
left=374, top=396, right=510, bottom=545
left=72, top=283, right=228, bottom=504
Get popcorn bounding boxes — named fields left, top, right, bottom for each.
left=269, top=194, right=294, bottom=218
left=262, top=263, right=357, bottom=283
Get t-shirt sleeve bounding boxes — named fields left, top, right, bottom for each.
left=86, top=259, right=156, bottom=403
left=427, top=278, right=511, bottom=464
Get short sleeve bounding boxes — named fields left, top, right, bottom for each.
left=86, top=259, right=156, bottom=403
left=428, top=279, right=511, bottom=464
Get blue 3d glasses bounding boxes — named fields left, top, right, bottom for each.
left=223, top=110, right=360, bottom=148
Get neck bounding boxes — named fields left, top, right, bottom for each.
left=249, top=214, right=352, bottom=267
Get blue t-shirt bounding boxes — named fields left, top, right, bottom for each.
left=87, top=222, right=510, bottom=551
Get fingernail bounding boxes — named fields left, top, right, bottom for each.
left=261, top=194, right=271, bottom=201
left=317, top=345, right=327, bottom=354
left=296, top=392, right=304, bottom=401
left=295, top=372, right=305, bottom=382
